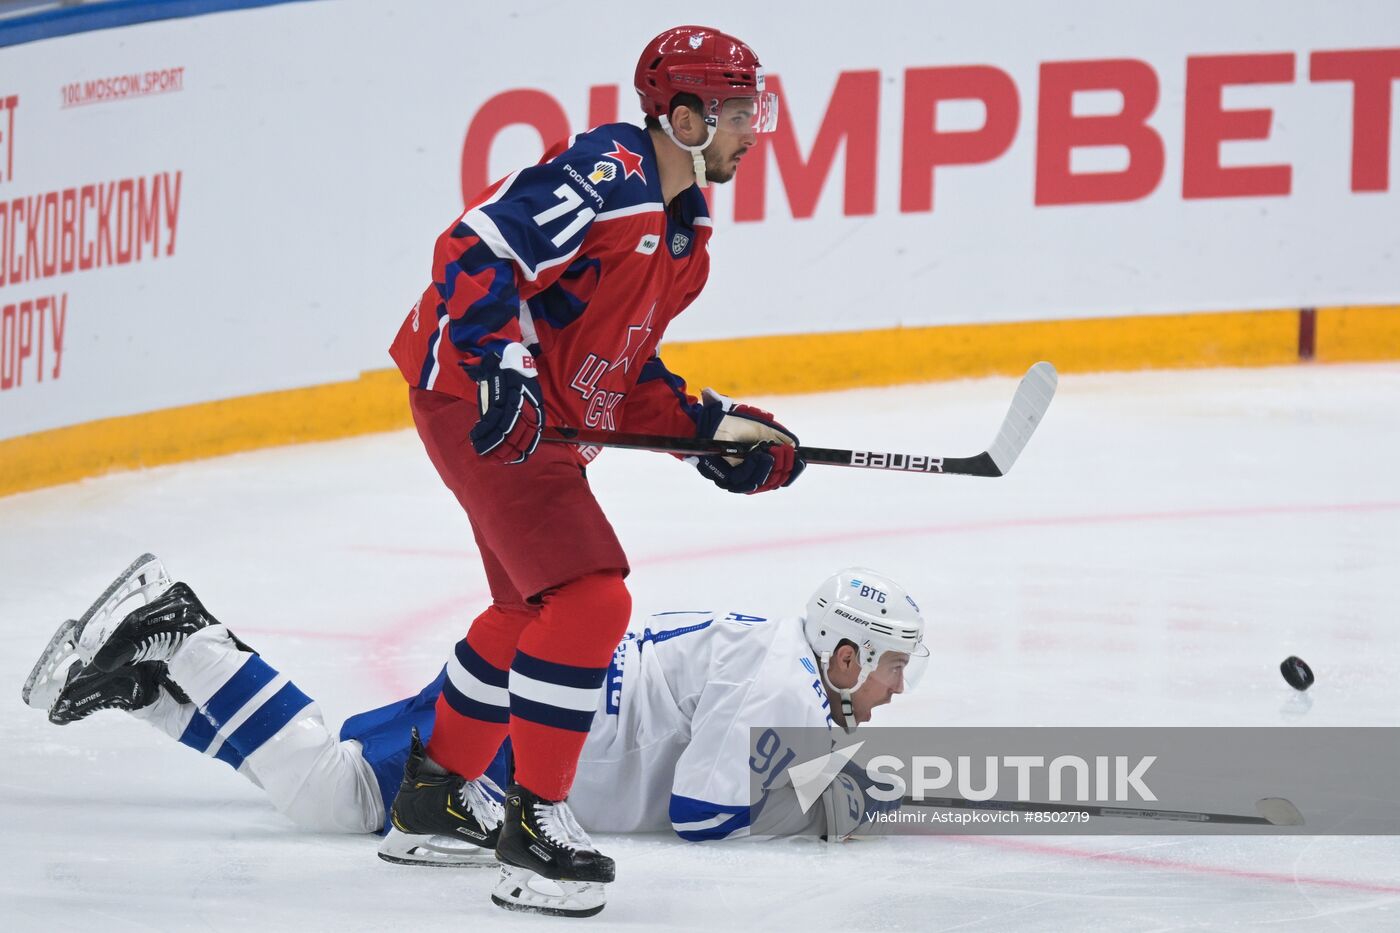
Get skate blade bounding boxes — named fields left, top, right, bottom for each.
left=73, top=554, right=172, bottom=663
left=24, top=554, right=171, bottom=714
left=21, top=618, right=80, bottom=711
left=491, top=864, right=606, bottom=918
left=376, top=829, right=498, bottom=868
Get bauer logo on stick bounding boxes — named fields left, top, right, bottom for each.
left=851, top=451, right=944, bottom=472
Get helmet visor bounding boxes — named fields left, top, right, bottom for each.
left=717, top=92, right=779, bottom=135
left=863, top=642, right=930, bottom=695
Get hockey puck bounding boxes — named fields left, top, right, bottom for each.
left=1280, top=655, right=1314, bottom=691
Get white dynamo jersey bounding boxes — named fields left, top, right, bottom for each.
left=567, top=611, right=835, bottom=840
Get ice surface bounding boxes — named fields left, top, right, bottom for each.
left=3, top=364, right=1398, bottom=930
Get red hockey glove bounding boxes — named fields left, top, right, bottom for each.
left=692, top=388, right=805, bottom=494
left=470, top=343, right=544, bottom=464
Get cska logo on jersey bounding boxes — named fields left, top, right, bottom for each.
left=609, top=302, right=656, bottom=374
left=603, top=141, right=646, bottom=183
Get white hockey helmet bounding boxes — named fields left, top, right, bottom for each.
left=803, top=568, right=929, bottom=731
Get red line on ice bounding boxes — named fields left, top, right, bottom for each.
left=351, top=500, right=1400, bottom=567
left=235, top=626, right=372, bottom=642
left=955, top=836, right=1400, bottom=895
left=344, top=499, right=1400, bottom=695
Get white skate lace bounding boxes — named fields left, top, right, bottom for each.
left=130, top=631, right=181, bottom=664
left=534, top=800, right=596, bottom=853
left=456, top=778, right=504, bottom=830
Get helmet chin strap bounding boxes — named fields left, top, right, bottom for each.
left=658, top=115, right=717, bottom=188
left=817, top=650, right=871, bottom=735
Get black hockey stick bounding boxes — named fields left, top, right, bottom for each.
left=543, top=361, right=1059, bottom=477
left=900, top=794, right=1304, bottom=826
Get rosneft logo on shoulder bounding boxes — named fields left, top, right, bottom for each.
left=589, top=161, right=617, bottom=184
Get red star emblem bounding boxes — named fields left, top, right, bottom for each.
left=610, top=302, right=656, bottom=375
left=603, top=141, right=647, bottom=183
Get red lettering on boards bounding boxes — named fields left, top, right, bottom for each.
left=1310, top=48, right=1400, bottom=192
left=733, top=71, right=879, bottom=221
left=460, top=90, right=570, bottom=203
left=900, top=65, right=1020, bottom=213
left=0, top=291, right=64, bottom=391
left=1183, top=53, right=1295, bottom=199
left=0, top=171, right=181, bottom=290
left=457, top=46, right=1400, bottom=215
left=1035, top=59, right=1165, bottom=205
left=1, top=95, right=16, bottom=184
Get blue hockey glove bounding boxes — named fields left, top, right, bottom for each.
left=691, top=388, right=805, bottom=494
left=470, top=343, right=544, bottom=464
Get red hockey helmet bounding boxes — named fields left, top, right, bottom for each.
left=634, top=25, right=778, bottom=134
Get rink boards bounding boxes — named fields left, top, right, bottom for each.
left=0, top=0, right=1398, bottom=494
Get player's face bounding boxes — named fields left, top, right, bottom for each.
left=848, top=651, right=911, bottom=725
left=702, top=98, right=759, bottom=184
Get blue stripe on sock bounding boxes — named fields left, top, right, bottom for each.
left=511, top=651, right=607, bottom=690
left=203, top=654, right=277, bottom=726
left=213, top=740, right=246, bottom=770
left=509, top=694, right=594, bottom=732
left=224, top=682, right=312, bottom=757
left=456, top=641, right=508, bottom=689
left=442, top=675, right=510, bottom=723
left=178, top=712, right=244, bottom=771
left=178, top=710, right=217, bottom=753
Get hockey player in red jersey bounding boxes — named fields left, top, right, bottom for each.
left=384, top=25, right=801, bottom=915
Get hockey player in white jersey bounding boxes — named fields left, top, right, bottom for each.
left=24, top=556, right=927, bottom=917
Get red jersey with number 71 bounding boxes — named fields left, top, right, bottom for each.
left=389, top=123, right=712, bottom=457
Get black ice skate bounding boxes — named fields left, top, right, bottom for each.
left=491, top=784, right=613, bottom=918
left=89, top=581, right=247, bottom=672
left=47, top=660, right=169, bottom=725
left=377, top=728, right=503, bottom=868
left=23, top=554, right=171, bottom=714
